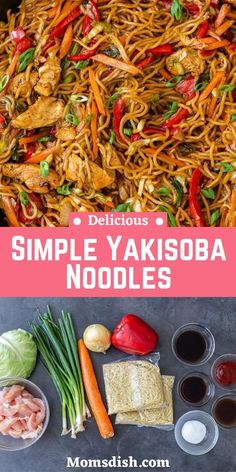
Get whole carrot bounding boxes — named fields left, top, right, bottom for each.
left=78, top=339, right=114, bottom=439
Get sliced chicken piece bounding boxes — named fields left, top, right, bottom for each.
left=0, top=417, right=18, bottom=434
left=22, top=398, right=41, bottom=412
left=2, top=163, right=60, bottom=194
left=34, top=50, right=61, bottom=96
left=89, top=161, right=115, bottom=190
left=66, top=154, right=85, bottom=188
left=9, top=71, right=38, bottom=98
left=166, top=48, right=205, bottom=76
left=11, top=97, right=64, bottom=129
left=56, top=126, right=76, bottom=141
left=59, top=199, right=74, bottom=226
left=2, top=385, right=24, bottom=403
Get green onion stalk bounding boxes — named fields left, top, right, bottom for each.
left=30, top=307, right=89, bottom=438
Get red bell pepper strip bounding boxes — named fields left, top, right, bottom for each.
left=50, top=6, right=82, bottom=38
left=113, top=97, right=126, bottom=143
left=68, top=46, right=98, bottom=61
left=186, top=3, right=200, bottom=17
left=130, top=133, right=140, bottom=142
left=82, top=16, right=93, bottom=36
left=86, top=0, right=100, bottom=21
left=111, top=314, right=159, bottom=355
left=0, top=113, right=5, bottom=128
left=42, top=37, right=55, bottom=56
left=146, top=44, right=173, bottom=56
left=196, top=20, right=209, bottom=39
left=162, top=108, right=189, bottom=128
left=176, top=76, right=196, bottom=100
left=189, top=168, right=205, bottom=227
left=11, top=27, right=32, bottom=55
left=162, top=0, right=172, bottom=10
left=24, top=143, right=36, bottom=161
left=229, top=43, right=236, bottom=50
left=135, top=55, right=153, bottom=69
left=143, top=127, right=166, bottom=135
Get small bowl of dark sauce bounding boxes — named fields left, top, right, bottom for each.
left=178, top=372, right=215, bottom=407
left=171, top=323, right=215, bottom=366
left=212, top=394, right=236, bottom=429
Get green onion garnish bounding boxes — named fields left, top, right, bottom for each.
left=201, top=188, right=215, bottom=200
left=19, top=191, right=29, bottom=205
left=70, top=94, right=88, bottom=103
left=163, top=102, right=178, bottom=120
left=109, top=131, right=116, bottom=145
left=219, top=84, right=235, bottom=93
left=159, top=205, right=177, bottom=226
left=57, top=184, right=71, bottom=195
left=172, top=178, right=183, bottom=206
left=221, top=162, right=234, bottom=172
left=166, top=76, right=183, bottom=88
left=18, top=48, right=35, bottom=72
left=0, top=74, right=10, bottom=92
left=171, top=0, right=182, bottom=21
left=231, top=115, right=236, bottom=122
left=40, top=160, right=49, bottom=178
left=210, top=209, right=220, bottom=226
left=156, top=187, right=170, bottom=196
left=112, top=202, right=132, bottom=212
left=75, top=60, right=90, bottom=70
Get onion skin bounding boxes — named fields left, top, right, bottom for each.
left=83, top=324, right=111, bottom=353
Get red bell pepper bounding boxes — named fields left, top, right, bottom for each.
left=113, top=97, right=126, bottom=143
left=82, top=15, right=93, bottom=36
left=143, top=127, right=166, bottom=135
left=135, top=55, right=153, bottom=69
left=162, top=0, right=172, bottom=10
left=196, top=20, right=209, bottom=39
left=146, top=44, right=173, bottom=56
left=86, top=0, right=100, bottom=21
left=11, top=27, right=32, bottom=55
left=189, top=168, right=205, bottom=227
left=50, top=6, right=82, bottom=38
left=162, top=108, right=189, bottom=128
left=186, top=3, right=200, bottom=17
left=24, top=143, right=36, bottom=161
left=18, top=193, right=45, bottom=225
left=68, top=45, right=98, bottom=61
left=176, top=76, right=196, bottom=100
left=111, top=314, right=159, bottom=355
left=0, top=113, right=5, bottom=128
left=130, top=133, right=140, bottom=142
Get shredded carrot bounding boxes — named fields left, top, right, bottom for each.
left=91, top=100, right=98, bottom=158
left=1, top=196, right=20, bottom=227
left=104, top=200, right=115, bottom=210
left=228, top=189, right=236, bottom=227
left=199, top=71, right=225, bottom=102
left=19, top=131, right=49, bottom=146
left=59, top=23, right=73, bottom=59
left=119, top=35, right=126, bottom=46
left=227, top=11, right=236, bottom=19
left=78, top=339, right=115, bottom=440
left=48, top=6, right=58, bottom=18
left=89, top=68, right=105, bottom=115
left=215, top=4, right=230, bottom=29
left=208, top=76, right=225, bottom=118
left=26, top=148, right=56, bottom=164
left=159, top=68, right=171, bottom=80
left=145, top=148, right=184, bottom=167
left=50, top=0, right=77, bottom=27
left=215, top=20, right=234, bottom=36
left=92, top=54, right=141, bottom=75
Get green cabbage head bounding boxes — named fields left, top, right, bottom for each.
left=0, top=329, right=37, bottom=379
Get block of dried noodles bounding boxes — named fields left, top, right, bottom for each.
left=103, top=359, right=165, bottom=415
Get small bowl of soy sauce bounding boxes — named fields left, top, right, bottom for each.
left=171, top=323, right=215, bottom=366
left=178, top=372, right=215, bottom=407
left=212, top=394, right=236, bottom=429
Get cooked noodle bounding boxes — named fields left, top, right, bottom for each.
left=0, top=0, right=236, bottom=226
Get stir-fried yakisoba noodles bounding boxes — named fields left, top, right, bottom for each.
left=0, top=0, right=236, bottom=226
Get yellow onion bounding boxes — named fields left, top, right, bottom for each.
left=83, top=324, right=111, bottom=353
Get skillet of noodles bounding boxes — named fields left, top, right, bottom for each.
left=0, top=0, right=236, bottom=227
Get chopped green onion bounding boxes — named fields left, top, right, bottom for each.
left=123, top=127, right=132, bottom=136
left=201, top=188, right=215, bottom=200
left=84, top=113, right=93, bottom=125
left=221, top=162, right=234, bottom=172
left=104, top=92, right=121, bottom=108
left=109, top=131, right=116, bottom=144
left=171, top=0, right=182, bottom=20
left=70, top=42, right=79, bottom=56
left=85, top=22, right=109, bottom=43
left=151, top=93, right=160, bottom=106
left=62, top=58, right=70, bottom=71
left=40, top=160, right=49, bottom=178
left=0, top=74, right=9, bottom=92
left=57, top=184, right=71, bottom=195
left=194, top=74, right=209, bottom=92
left=75, top=60, right=90, bottom=70
left=70, top=94, right=88, bottom=103
left=38, top=136, right=53, bottom=142
left=159, top=205, right=177, bottom=226
left=18, top=48, right=35, bottom=72
left=172, top=177, right=183, bottom=206
left=219, top=84, right=235, bottom=93
left=231, top=114, right=236, bottom=122
left=166, top=76, right=183, bottom=88
left=65, top=106, right=79, bottom=126
left=163, top=101, right=178, bottom=120
left=63, top=73, right=75, bottom=84
left=210, top=209, right=220, bottom=226
left=19, top=191, right=29, bottom=205
left=112, top=202, right=132, bottom=212
left=156, top=187, right=170, bottom=196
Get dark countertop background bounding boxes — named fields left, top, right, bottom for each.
left=0, top=297, right=235, bottom=472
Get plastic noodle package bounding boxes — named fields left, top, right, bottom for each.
left=102, top=353, right=165, bottom=415
left=115, top=376, right=175, bottom=430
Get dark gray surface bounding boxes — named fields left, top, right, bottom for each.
left=0, top=298, right=235, bottom=472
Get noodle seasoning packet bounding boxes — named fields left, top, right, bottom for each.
left=115, top=376, right=174, bottom=427
left=103, top=359, right=165, bottom=415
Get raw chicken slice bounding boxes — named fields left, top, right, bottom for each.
left=2, top=385, right=24, bottom=403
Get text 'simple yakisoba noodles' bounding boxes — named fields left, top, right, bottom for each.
left=0, top=0, right=236, bottom=227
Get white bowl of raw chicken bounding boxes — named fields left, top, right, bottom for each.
left=0, top=377, right=50, bottom=451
